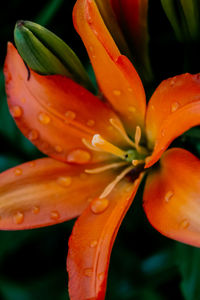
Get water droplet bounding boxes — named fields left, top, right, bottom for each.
left=98, top=272, right=104, bottom=281
left=10, top=106, right=23, bottom=118
left=50, top=211, right=60, bottom=220
left=164, top=191, right=174, bottom=202
left=21, top=98, right=26, bottom=103
left=179, top=219, right=189, bottom=229
left=113, top=90, right=121, bottom=96
left=65, top=110, right=76, bottom=121
left=14, top=211, right=24, bottom=224
left=90, top=198, right=109, bottom=214
left=169, top=78, right=176, bottom=86
left=87, top=119, right=95, bottom=127
left=90, top=240, right=98, bottom=248
left=38, top=112, right=51, bottom=124
left=128, top=87, right=133, bottom=92
left=171, top=102, right=180, bottom=112
left=32, top=206, right=40, bottom=214
left=161, top=129, right=165, bottom=137
left=54, top=145, right=63, bottom=153
left=29, top=161, right=36, bottom=167
left=84, top=268, right=93, bottom=277
left=57, top=176, right=72, bottom=187
left=14, top=168, right=22, bottom=176
left=151, top=104, right=155, bottom=110
left=67, top=149, right=91, bottom=164
left=80, top=173, right=88, bottom=180
left=28, top=129, right=39, bottom=141
left=128, top=106, right=136, bottom=113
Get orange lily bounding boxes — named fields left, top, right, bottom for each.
left=1, top=0, right=200, bottom=299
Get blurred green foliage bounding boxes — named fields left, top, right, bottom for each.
left=0, top=0, right=200, bottom=300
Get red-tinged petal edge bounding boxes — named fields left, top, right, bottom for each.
left=0, top=158, right=122, bottom=230
left=4, top=43, right=127, bottom=165
left=73, top=0, right=146, bottom=134
left=145, top=73, right=200, bottom=168
left=143, top=148, right=200, bottom=247
left=67, top=173, right=143, bottom=300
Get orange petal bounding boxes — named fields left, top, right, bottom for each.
left=145, top=73, right=200, bottom=167
left=73, top=0, right=146, bottom=134
left=0, top=158, right=122, bottom=230
left=4, top=43, right=126, bottom=164
left=143, top=148, right=200, bottom=247
left=67, top=173, right=143, bottom=300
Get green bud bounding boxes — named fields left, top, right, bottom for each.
left=14, top=20, right=94, bottom=91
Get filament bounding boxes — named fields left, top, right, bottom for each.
left=109, top=118, right=136, bottom=148
left=85, top=161, right=128, bottom=174
left=99, top=165, right=134, bottom=199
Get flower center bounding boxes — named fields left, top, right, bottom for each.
left=83, top=123, right=149, bottom=199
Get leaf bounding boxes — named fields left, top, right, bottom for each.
left=176, top=244, right=200, bottom=300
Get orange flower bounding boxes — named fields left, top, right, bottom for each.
left=1, top=0, right=200, bottom=299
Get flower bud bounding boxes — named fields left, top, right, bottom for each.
left=14, top=20, right=94, bottom=91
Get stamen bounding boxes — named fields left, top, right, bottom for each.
left=92, top=134, right=127, bottom=158
left=82, top=138, right=102, bottom=152
left=109, top=118, right=136, bottom=148
left=85, top=161, right=128, bottom=174
left=135, top=126, right=141, bottom=148
left=99, top=165, right=134, bottom=199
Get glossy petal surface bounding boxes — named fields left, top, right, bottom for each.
left=67, top=173, right=143, bottom=300
left=4, top=43, right=127, bottom=164
left=0, top=158, right=121, bottom=230
left=145, top=73, right=200, bottom=167
left=73, top=0, right=146, bottom=134
left=143, top=148, right=200, bottom=247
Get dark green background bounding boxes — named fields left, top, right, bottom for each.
left=0, top=0, right=200, bottom=299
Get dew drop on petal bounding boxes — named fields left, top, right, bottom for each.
left=21, top=98, right=26, bottom=103
left=28, top=129, right=39, bottom=141
left=10, top=106, right=23, bottom=118
left=90, top=240, right=98, bottom=248
left=84, top=268, right=93, bottom=277
left=90, top=198, right=109, bottom=214
left=164, top=191, right=174, bottom=202
left=128, top=106, right=136, bottom=113
left=113, top=90, right=121, bottom=96
left=14, top=168, right=23, bottom=176
left=87, top=119, right=95, bottom=127
left=50, top=211, right=60, bottom=220
left=29, top=161, right=36, bottom=167
left=98, top=273, right=104, bottom=281
left=67, top=149, right=91, bottom=164
left=38, top=112, right=51, bottom=124
left=54, top=145, right=63, bottom=153
left=80, top=173, right=88, bottom=180
left=32, top=206, right=40, bottom=214
left=14, top=211, right=24, bottom=224
left=65, top=110, right=76, bottom=121
left=128, top=87, right=133, bottom=92
left=57, top=176, right=72, bottom=187
left=171, top=102, right=180, bottom=112
left=161, top=129, right=165, bottom=137
left=179, top=219, right=190, bottom=229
